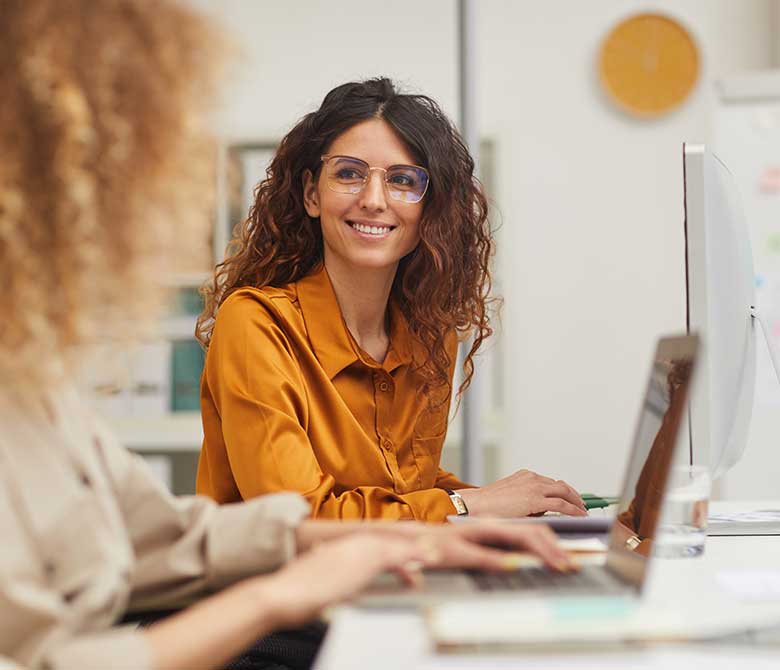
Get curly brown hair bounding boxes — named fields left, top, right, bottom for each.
left=0, top=0, right=224, bottom=390
left=198, top=78, right=495, bottom=398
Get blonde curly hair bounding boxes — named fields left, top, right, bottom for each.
left=0, top=0, right=224, bottom=389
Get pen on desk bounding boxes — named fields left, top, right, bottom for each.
left=580, top=493, right=620, bottom=510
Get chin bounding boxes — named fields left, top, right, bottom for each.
left=346, top=253, right=401, bottom=271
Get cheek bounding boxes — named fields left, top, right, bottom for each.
left=402, top=210, right=423, bottom=241
left=319, top=190, right=352, bottom=221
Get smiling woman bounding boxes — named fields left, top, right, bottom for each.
left=195, top=78, right=586, bottom=521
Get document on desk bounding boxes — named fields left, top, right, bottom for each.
left=708, top=509, right=780, bottom=534
left=717, top=570, right=780, bottom=602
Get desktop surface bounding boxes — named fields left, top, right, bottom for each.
left=315, top=501, right=780, bottom=670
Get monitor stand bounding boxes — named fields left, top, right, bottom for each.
left=751, top=307, right=780, bottom=386
left=708, top=307, right=780, bottom=536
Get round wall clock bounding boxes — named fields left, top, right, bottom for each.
left=599, top=13, right=700, bottom=118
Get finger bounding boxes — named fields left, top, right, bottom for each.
left=491, top=525, right=572, bottom=568
left=455, top=523, right=572, bottom=570
left=513, top=529, right=576, bottom=571
left=546, top=480, right=585, bottom=508
left=452, top=533, right=573, bottom=573
left=545, top=481, right=586, bottom=510
left=394, top=560, right=425, bottom=588
left=558, top=479, right=587, bottom=509
left=455, top=542, right=527, bottom=571
left=544, top=497, right=588, bottom=517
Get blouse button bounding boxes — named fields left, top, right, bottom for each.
left=378, top=381, right=390, bottom=392
left=382, top=438, right=393, bottom=451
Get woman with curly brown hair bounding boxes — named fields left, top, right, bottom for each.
left=0, top=3, right=575, bottom=669
left=196, top=78, right=586, bottom=521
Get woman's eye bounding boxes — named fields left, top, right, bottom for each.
left=336, top=168, right=364, bottom=180
left=389, top=173, right=415, bottom=187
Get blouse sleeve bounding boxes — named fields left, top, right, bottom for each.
left=198, top=295, right=462, bottom=521
left=0, top=460, right=154, bottom=670
left=435, top=468, right=473, bottom=492
left=91, top=421, right=310, bottom=610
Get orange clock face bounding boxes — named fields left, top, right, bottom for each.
left=599, top=13, right=700, bottom=118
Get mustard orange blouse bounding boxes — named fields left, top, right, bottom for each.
left=196, top=266, right=472, bottom=521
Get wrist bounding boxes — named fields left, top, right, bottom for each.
left=234, top=576, right=292, bottom=634
left=249, top=573, right=306, bottom=631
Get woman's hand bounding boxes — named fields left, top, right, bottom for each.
left=295, top=517, right=578, bottom=579
left=457, top=469, right=587, bottom=517
left=258, top=534, right=433, bottom=629
left=423, top=521, right=577, bottom=573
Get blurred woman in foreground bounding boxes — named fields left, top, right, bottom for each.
left=0, top=1, right=572, bottom=669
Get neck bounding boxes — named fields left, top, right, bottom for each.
left=323, top=253, right=396, bottom=361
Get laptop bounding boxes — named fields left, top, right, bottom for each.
left=357, top=334, right=699, bottom=613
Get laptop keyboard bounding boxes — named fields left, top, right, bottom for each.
left=468, top=566, right=606, bottom=592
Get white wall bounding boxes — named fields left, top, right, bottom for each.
left=189, top=0, right=458, bottom=141
left=189, top=0, right=775, bottom=497
left=479, top=1, right=773, bottom=495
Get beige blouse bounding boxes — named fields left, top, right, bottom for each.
left=0, top=387, right=310, bottom=670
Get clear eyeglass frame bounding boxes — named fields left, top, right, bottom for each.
left=320, top=154, right=430, bottom=204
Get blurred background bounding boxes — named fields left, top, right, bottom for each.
left=90, top=0, right=780, bottom=501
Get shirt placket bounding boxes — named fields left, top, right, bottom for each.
left=373, top=369, right=406, bottom=492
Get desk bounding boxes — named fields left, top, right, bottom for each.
left=315, top=501, right=780, bottom=669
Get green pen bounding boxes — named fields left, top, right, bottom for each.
left=580, top=493, right=620, bottom=510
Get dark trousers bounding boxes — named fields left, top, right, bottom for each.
left=225, top=621, right=327, bottom=670
left=131, top=611, right=327, bottom=670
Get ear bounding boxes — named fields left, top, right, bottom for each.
left=302, top=169, right=321, bottom=218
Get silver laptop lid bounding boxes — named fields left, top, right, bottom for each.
left=604, top=334, right=699, bottom=591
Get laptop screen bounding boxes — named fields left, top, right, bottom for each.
left=605, top=335, right=699, bottom=589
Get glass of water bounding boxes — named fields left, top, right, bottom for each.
left=654, top=465, right=711, bottom=558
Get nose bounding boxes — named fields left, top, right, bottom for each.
left=358, top=169, right=388, bottom=212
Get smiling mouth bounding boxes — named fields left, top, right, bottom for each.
left=346, top=220, right=396, bottom=236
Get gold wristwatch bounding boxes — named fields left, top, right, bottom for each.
left=446, top=489, right=469, bottom=516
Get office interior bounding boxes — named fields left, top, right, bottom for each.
left=92, top=0, right=780, bottom=504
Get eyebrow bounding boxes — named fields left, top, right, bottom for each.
left=331, top=154, right=423, bottom=169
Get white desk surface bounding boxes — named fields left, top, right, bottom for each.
left=315, top=501, right=780, bottom=669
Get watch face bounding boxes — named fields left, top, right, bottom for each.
left=599, top=13, right=700, bottom=118
left=449, top=493, right=468, bottom=515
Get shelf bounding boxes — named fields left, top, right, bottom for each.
left=109, top=412, right=203, bottom=452
left=164, top=272, right=210, bottom=288
left=109, top=415, right=468, bottom=454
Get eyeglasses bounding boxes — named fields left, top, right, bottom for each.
left=320, top=154, right=430, bottom=204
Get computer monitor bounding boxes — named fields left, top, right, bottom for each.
left=683, top=143, right=756, bottom=479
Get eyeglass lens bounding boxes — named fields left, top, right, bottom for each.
left=325, top=156, right=428, bottom=203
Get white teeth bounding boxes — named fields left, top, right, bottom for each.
left=351, top=222, right=392, bottom=235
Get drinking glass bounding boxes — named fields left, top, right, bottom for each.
left=654, top=464, right=711, bottom=558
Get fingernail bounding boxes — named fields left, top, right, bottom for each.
left=553, top=558, right=579, bottom=572
left=403, top=559, right=424, bottom=573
